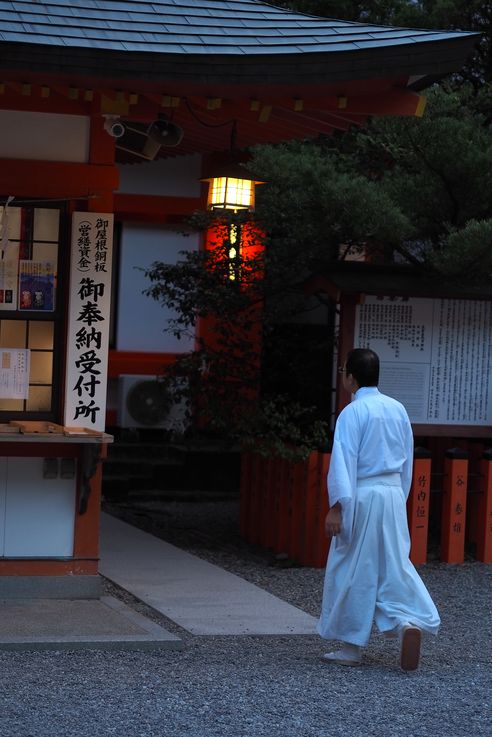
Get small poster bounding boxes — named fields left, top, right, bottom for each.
left=0, top=259, right=18, bottom=311
left=0, top=349, right=30, bottom=399
left=18, top=260, right=56, bottom=311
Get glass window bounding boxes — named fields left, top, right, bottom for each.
left=0, top=203, right=64, bottom=420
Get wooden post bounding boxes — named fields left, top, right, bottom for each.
left=407, top=448, right=432, bottom=565
left=311, top=452, right=331, bottom=568
left=259, top=457, right=274, bottom=549
left=273, top=457, right=290, bottom=556
left=239, top=451, right=252, bottom=539
left=288, top=459, right=304, bottom=563
left=247, top=453, right=262, bottom=545
left=441, top=448, right=469, bottom=564
left=477, top=449, right=492, bottom=563
left=299, top=451, right=320, bottom=566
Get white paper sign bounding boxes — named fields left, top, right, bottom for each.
left=354, top=296, right=492, bottom=425
left=0, top=349, right=30, bottom=399
left=64, top=213, right=113, bottom=431
left=0, top=259, right=19, bottom=310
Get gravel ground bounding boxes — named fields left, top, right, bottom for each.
left=0, top=496, right=490, bottom=737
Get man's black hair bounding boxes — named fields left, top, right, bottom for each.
left=345, top=348, right=379, bottom=387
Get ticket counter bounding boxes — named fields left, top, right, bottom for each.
left=0, top=424, right=112, bottom=597
left=0, top=203, right=113, bottom=597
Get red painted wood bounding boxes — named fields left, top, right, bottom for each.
left=407, top=457, right=432, bottom=565
left=239, top=451, right=252, bottom=539
left=441, top=455, right=468, bottom=564
left=298, top=451, right=319, bottom=566
left=273, top=458, right=290, bottom=556
left=477, top=455, right=492, bottom=563
left=107, top=351, right=180, bottom=378
left=0, top=159, right=119, bottom=199
left=247, top=454, right=262, bottom=546
left=288, top=460, right=303, bottom=562
left=311, top=452, right=330, bottom=568
left=114, top=193, right=203, bottom=222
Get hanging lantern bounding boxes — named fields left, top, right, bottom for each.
left=201, top=163, right=264, bottom=212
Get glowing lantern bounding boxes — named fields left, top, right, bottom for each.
left=201, top=163, right=264, bottom=212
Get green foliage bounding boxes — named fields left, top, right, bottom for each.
left=429, top=219, right=492, bottom=282
left=250, top=141, right=411, bottom=289
left=238, top=396, right=330, bottom=461
left=348, top=85, right=492, bottom=272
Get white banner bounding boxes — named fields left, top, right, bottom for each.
left=354, top=296, right=492, bottom=426
left=64, top=213, right=113, bottom=431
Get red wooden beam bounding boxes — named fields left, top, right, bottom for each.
left=0, top=159, right=119, bottom=199
left=113, top=193, right=204, bottom=222
left=107, top=350, right=180, bottom=378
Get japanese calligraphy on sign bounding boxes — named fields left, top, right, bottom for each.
left=0, top=349, right=29, bottom=399
left=64, top=213, right=113, bottom=431
left=354, top=296, right=492, bottom=426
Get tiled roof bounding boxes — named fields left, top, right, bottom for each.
left=0, top=0, right=477, bottom=56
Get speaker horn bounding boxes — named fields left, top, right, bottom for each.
left=142, top=119, right=184, bottom=158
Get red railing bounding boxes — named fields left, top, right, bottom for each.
left=239, top=447, right=492, bottom=567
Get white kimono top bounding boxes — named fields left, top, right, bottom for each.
left=328, top=386, right=414, bottom=546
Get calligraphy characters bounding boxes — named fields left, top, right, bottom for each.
left=71, top=218, right=110, bottom=425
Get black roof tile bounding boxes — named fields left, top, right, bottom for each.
left=1, top=0, right=476, bottom=56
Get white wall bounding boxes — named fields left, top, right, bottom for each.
left=0, top=110, right=90, bottom=162
left=117, top=154, right=202, bottom=197
left=116, top=224, right=197, bottom=352
left=2, top=457, right=76, bottom=557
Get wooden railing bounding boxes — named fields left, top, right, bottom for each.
left=239, top=447, right=492, bottom=567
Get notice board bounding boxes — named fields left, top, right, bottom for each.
left=354, top=296, right=492, bottom=432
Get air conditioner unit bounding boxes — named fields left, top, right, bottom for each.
left=117, top=374, right=187, bottom=430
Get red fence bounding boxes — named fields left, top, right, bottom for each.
left=239, top=447, right=492, bottom=567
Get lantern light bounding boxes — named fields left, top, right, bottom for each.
left=201, top=163, right=264, bottom=212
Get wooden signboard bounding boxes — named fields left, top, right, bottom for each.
left=344, top=295, right=492, bottom=437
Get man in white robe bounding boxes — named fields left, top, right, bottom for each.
left=317, top=348, right=440, bottom=670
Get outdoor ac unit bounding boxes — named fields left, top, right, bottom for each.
left=117, top=374, right=187, bottom=430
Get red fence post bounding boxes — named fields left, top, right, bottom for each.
left=288, top=459, right=304, bottom=563
left=273, top=457, right=290, bottom=556
left=239, top=451, right=252, bottom=540
left=247, top=453, right=262, bottom=546
left=311, top=452, right=331, bottom=568
left=441, top=448, right=469, bottom=564
left=259, top=456, right=275, bottom=549
left=477, top=449, right=492, bottom=563
left=298, top=451, right=319, bottom=566
left=407, top=448, right=432, bottom=565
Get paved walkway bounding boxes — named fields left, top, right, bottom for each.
left=0, top=513, right=317, bottom=649
left=0, top=596, right=182, bottom=651
left=99, top=513, right=318, bottom=636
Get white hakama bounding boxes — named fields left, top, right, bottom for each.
left=317, top=475, right=440, bottom=646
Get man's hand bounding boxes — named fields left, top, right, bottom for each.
left=324, top=502, right=342, bottom=538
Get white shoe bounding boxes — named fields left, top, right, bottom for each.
left=321, top=645, right=362, bottom=666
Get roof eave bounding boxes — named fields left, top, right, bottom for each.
left=0, top=35, right=479, bottom=89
